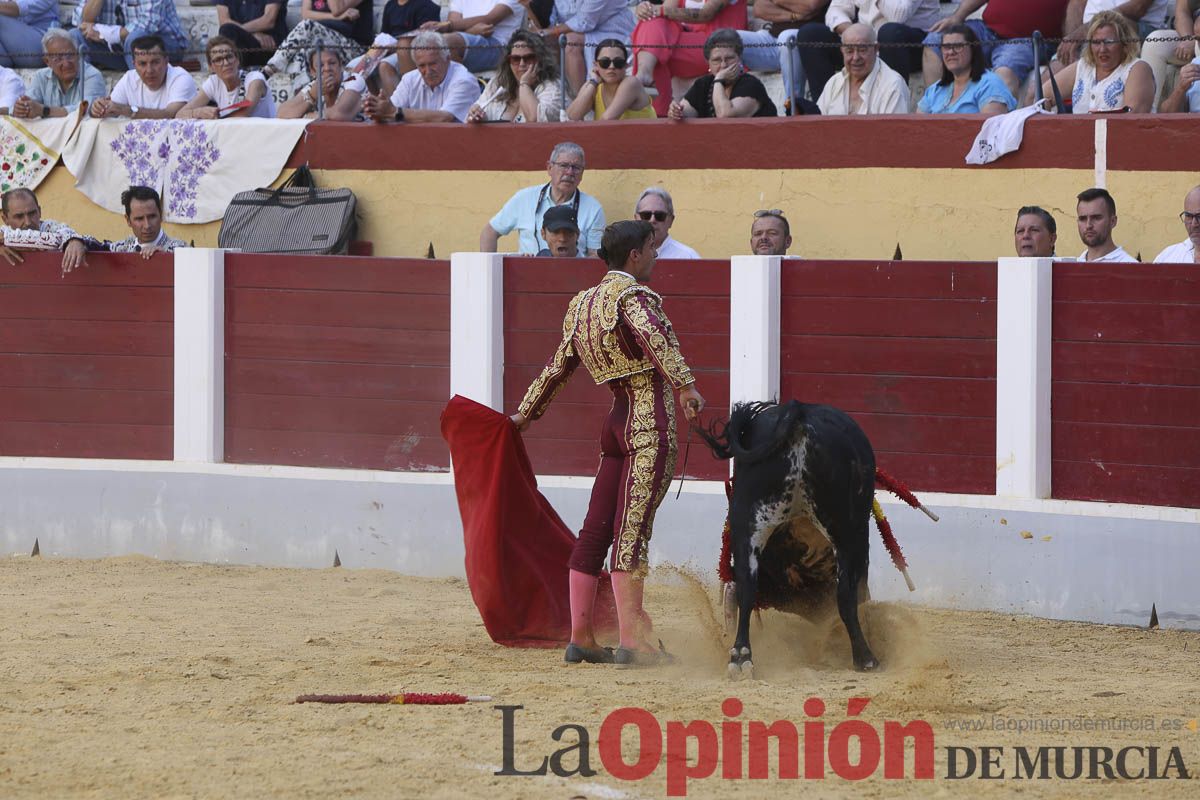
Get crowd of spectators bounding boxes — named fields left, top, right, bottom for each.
left=0, top=0, right=1195, bottom=122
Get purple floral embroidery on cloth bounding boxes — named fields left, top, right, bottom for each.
left=108, top=120, right=222, bottom=221
left=165, top=122, right=221, bottom=220
left=110, top=120, right=170, bottom=189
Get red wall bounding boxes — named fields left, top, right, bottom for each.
left=0, top=252, right=173, bottom=459
left=223, top=255, right=451, bottom=471
left=296, top=116, right=1200, bottom=173
left=779, top=261, right=998, bottom=494
left=1051, top=263, right=1200, bottom=507
left=503, top=258, right=730, bottom=479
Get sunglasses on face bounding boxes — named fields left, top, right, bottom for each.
left=210, top=52, right=237, bottom=65
left=508, top=53, right=537, bottom=66
left=596, top=57, right=627, bottom=70
left=638, top=210, right=669, bottom=222
left=1181, top=212, right=1200, bottom=224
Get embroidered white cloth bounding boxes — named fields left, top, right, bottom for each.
left=61, top=118, right=309, bottom=224
left=0, top=110, right=83, bottom=193
left=965, top=101, right=1048, bottom=166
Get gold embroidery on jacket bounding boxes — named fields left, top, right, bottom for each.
left=619, top=289, right=695, bottom=389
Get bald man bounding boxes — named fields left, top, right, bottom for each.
left=1153, top=185, right=1200, bottom=264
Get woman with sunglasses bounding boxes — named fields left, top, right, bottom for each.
left=466, top=30, right=562, bottom=122
left=916, top=23, right=1014, bottom=116
left=566, top=39, right=656, bottom=120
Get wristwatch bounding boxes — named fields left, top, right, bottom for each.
left=393, top=106, right=405, bottom=122
left=130, top=104, right=140, bottom=117
left=40, top=104, right=50, bottom=118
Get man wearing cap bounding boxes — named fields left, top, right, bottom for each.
left=636, top=187, right=699, bottom=260
left=537, top=205, right=583, bottom=257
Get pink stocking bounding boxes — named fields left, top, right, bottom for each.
left=610, top=569, right=651, bottom=651
left=568, top=569, right=600, bottom=647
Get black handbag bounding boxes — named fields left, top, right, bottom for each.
left=218, top=165, right=358, bottom=254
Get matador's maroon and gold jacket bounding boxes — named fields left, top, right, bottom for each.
left=518, top=270, right=695, bottom=420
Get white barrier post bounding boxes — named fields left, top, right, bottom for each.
left=173, top=248, right=226, bottom=462
left=995, top=257, right=1053, bottom=498
left=450, top=252, right=504, bottom=410
left=729, top=255, right=781, bottom=407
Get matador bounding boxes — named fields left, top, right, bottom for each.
left=511, top=220, right=705, bottom=667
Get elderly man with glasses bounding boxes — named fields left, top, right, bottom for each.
left=816, top=23, right=910, bottom=115
left=750, top=209, right=794, bottom=256
left=1153, top=185, right=1200, bottom=264
left=635, top=186, right=699, bottom=260
left=12, top=29, right=106, bottom=119
left=481, top=141, right=606, bottom=257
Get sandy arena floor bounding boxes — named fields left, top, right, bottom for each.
left=1, top=555, right=1197, bottom=799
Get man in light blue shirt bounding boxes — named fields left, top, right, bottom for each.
left=12, top=29, right=106, bottom=118
left=481, top=141, right=605, bottom=257
left=0, top=0, right=60, bottom=68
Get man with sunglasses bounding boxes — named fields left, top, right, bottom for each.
left=1153, top=185, right=1200, bottom=264
left=636, top=187, right=699, bottom=260
left=751, top=209, right=794, bottom=256
left=482, top=141, right=605, bottom=256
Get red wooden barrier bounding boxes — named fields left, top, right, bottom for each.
left=779, top=261, right=998, bottom=494
left=1051, top=263, right=1200, bottom=507
left=0, top=252, right=173, bottom=459
left=224, top=255, right=451, bottom=471
left=503, top=257, right=731, bottom=480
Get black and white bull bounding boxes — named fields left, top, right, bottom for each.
left=698, top=401, right=879, bottom=678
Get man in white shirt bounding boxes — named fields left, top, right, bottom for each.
left=90, top=35, right=197, bottom=119
left=364, top=31, right=481, bottom=123
left=1075, top=187, right=1138, bottom=263
left=817, top=23, right=910, bottom=115
left=1153, top=185, right=1200, bottom=263
left=0, top=64, right=24, bottom=114
left=636, top=186, right=699, bottom=260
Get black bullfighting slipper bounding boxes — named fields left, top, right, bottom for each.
left=564, top=643, right=615, bottom=664
left=614, top=641, right=677, bottom=668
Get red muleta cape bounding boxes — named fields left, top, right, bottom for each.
left=439, top=395, right=621, bottom=648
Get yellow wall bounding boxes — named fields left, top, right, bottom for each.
left=34, top=165, right=1198, bottom=262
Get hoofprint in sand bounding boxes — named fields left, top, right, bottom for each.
left=1, top=556, right=1196, bottom=799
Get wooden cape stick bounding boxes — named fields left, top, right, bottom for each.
left=294, top=692, right=493, bottom=705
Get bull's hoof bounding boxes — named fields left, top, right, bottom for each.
left=854, top=657, right=881, bottom=672
left=727, top=646, right=753, bottom=680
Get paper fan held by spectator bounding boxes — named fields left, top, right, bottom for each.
left=440, top=395, right=623, bottom=648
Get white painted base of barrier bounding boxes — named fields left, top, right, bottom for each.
left=2, top=458, right=1197, bottom=631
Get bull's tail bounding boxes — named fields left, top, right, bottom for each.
left=695, top=401, right=796, bottom=464
left=694, top=416, right=735, bottom=461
